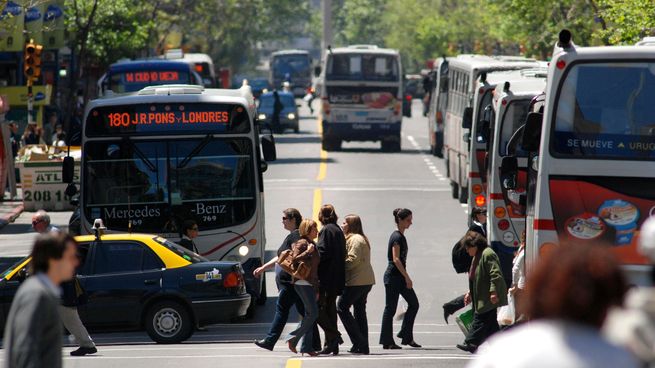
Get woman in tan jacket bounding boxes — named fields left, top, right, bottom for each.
left=337, top=215, right=375, bottom=355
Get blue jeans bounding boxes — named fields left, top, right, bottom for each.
left=285, top=284, right=318, bottom=353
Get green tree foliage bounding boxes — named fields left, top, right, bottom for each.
left=595, top=0, right=655, bottom=44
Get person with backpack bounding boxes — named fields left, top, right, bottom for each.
left=442, top=208, right=486, bottom=323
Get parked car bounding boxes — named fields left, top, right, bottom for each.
left=257, top=91, right=299, bottom=133
left=0, top=233, right=250, bottom=343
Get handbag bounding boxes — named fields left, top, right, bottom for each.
left=276, top=249, right=313, bottom=281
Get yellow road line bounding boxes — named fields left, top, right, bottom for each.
left=285, top=358, right=302, bottom=368
left=316, top=116, right=327, bottom=181
left=312, top=188, right=322, bottom=225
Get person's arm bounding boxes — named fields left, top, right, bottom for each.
left=486, top=251, right=506, bottom=304
left=392, top=244, right=412, bottom=289
left=317, top=229, right=331, bottom=262
left=345, top=237, right=364, bottom=265
left=253, top=256, right=279, bottom=278
left=295, top=243, right=316, bottom=260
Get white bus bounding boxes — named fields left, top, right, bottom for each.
left=426, top=57, right=450, bottom=157
left=444, top=55, right=540, bottom=203
left=69, top=84, right=276, bottom=311
left=163, top=50, right=219, bottom=88
left=484, top=71, right=546, bottom=284
left=503, top=30, right=655, bottom=285
left=317, top=45, right=405, bottom=152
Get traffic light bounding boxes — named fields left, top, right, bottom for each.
left=23, top=40, right=43, bottom=81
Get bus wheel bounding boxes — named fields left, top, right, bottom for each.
left=459, top=187, right=468, bottom=204
left=451, top=181, right=459, bottom=199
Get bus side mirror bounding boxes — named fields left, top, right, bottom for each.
left=62, top=156, right=75, bottom=184
left=261, top=134, right=277, bottom=162
left=462, top=107, right=473, bottom=129
left=521, top=112, right=543, bottom=151
left=500, top=156, right=518, bottom=190
left=314, top=66, right=322, bottom=77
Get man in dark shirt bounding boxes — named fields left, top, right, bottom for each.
left=253, top=209, right=320, bottom=351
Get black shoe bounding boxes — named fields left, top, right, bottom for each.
left=319, top=343, right=339, bottom=356
left=382, top=344, right=402, bottom=350
left=348, top=346, right=360, bottom=354
left=456, top=343, right=477, bottom=353
left=443, top=305, right=450, bottom=324
left=254, top=339, right=274, bottom=351
left=70, top=346, right=97, bottom=356
left=401, top=340, right=422, bottom=348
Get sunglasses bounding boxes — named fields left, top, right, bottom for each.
left=32, top=220, right=43, bottom=226
left=191, top=227, right=199, bottom=231
left=282, top=217, right=290, bottom=221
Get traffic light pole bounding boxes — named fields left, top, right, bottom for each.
left=26, top=81, right=33, bottom=126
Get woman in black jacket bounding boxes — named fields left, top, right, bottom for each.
left=178, top=220, right=199, bottom=253
left=316, top=204, right=347, bottom=355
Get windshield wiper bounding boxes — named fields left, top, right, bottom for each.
left=121, top=137, right=157, bottom=172
left=177, top=134, right=213, bottom=169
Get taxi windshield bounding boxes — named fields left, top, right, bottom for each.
left=153, top=237, right=208, bottom=263
left=0, top=257, right=29, bottom=279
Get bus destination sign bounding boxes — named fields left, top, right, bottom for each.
left=86, top=103, right=250, bottom=136
left=123, top=71, right=182, bottom=84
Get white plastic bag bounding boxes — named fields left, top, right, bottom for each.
left=497, top=292, right=515, bottom=326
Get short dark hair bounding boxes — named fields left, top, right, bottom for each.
left=284, top=208, right=302, bottom=228
left=318, top=204, right=338, bottom=225
left=462, top=231, right=488, bottom=251
left=525, top=242, right=626, bottom=328
left=182, top=220, right=198, bottom=236
left=471, top=207, right=486, bottom=220
left=393, top=208, right=412, bottom=224
left=31, top=233, right=70, bottom=274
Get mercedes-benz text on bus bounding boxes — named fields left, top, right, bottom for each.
left=317, top=45, right=404, bottom=152
left=72, top=84, right=277, bottom=311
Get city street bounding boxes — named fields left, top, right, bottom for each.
left=0, top=101, right=473, bottom=368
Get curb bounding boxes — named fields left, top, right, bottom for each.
left=0, top=203, right=24, bottom=230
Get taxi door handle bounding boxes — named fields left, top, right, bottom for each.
left=144, top=279, right=158, bottom=285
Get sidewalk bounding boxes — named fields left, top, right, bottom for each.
left=0, top=199, right=24, bottom=230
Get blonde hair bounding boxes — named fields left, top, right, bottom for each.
left=299, top=219, right=318, bottom=241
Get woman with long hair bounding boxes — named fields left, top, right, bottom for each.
left=284, top=219, right=321, bottom=356
left=457, top=231, right=507, bottom=353
left=337, top=215, right=375, bottom=355
left=380, top=208, right=421, bottom=349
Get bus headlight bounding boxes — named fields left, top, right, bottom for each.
left=287, top=113, right=296, bottom=120
left=258, top=113, right=266, bottom=120
left=238, top=245, right=249, bottom=257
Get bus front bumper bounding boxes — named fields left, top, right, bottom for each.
left=322, top=121, right=401, bottom=142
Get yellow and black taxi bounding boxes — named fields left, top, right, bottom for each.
left=0, top=233, right=250, bottom=343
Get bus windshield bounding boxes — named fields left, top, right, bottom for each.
left=500, top=99, right=530, bottom=157
left=327, top=54, right=399, bottom=82
left=108, top=69, right=192, bottom=93
left=272, top=54, right=310, bottom=80
left=553, top=62, right=655, bottom=160
left=83, top=137, right=256, bottom=233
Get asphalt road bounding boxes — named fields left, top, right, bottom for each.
left=0, top=100, right=474, bottom=368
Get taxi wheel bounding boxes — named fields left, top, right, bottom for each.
left=145, top=301, right=193, bottom=344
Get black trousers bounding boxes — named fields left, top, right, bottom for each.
left=464, top=308, right=499, bottom=347
left=443, top=294, right=466, bottom=315
left=317, top=289, right=341, bottom=345
left=337, top=285, right=372, bottom=349
left=379, top=281, right=419, bottom=345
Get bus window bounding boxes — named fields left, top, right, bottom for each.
left=500, top=100, right=530, bottom=156
left=327, top=54, right=399, bottom=81
left=553, top=63, right=655, bottom=160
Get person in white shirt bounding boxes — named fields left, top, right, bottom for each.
left=509, top=232, right=526, bottom=322
left=468, top=242, right=639, bottom=368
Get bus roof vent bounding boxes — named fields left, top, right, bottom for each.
left=347, top=44, right=379, bottom=50
left=636, top=37, right=655, bottom=46
left=164, top=48, right=184, bottom=59
left=137, top=84, right=205, bottom=95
